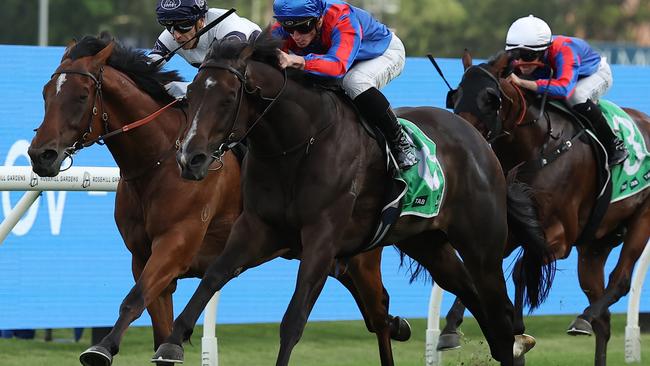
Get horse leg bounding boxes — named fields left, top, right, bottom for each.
left=339, top=248, right=395, bottom=366
left=153, top=214, right=281, bottom=364
left=449, top=222, right=514, bottom=366
left=396, top=236, right=499, bottom=358
left=80, top=229, right=204, bottom=366
left=567, top=242, right=612, bottom=366
left=438, top=297, right=466, bottom=351
left=275, top=221, right=347, bottom=366
left=149, top=282, right=176, bottom=349
left=572, top=213, right=649, bottom=366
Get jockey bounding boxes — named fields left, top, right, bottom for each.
left=505, top=15, right=628, bottom=167
left=271, top=0, right=418, bottom=170
left=149, top=0, right=261, bottom=98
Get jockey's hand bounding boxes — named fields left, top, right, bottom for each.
left=506, top=73, right=522, bottom=86
left=506, top=73, right=539, bottom=92
left=277, top=50, right=305, bottom=70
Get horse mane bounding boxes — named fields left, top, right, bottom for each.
left=205, top=31, right=342, bottom=89
left=68, top=34, right=182, bottom=104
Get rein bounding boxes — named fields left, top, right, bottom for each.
left=198, top=61, right=296, bottom=159
left=52, top=68, right=180, bottom=155
left=52, top=67, right=184, bottom=175
left=497, top=64, right=586, bottom=169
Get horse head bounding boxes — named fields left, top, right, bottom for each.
left=449, top=50, right=527, bottom=142
left=28, top=36, right=115, bottom=177
left=178, top=34, right=295, bottom=180
left=30, top=33, right=184, bottom=178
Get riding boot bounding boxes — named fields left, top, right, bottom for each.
left=573, top=99, right=628, bottom=166
left=353, top=87, right=419, bottom=170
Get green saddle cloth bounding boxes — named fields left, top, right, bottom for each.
left=396, top=118, right=446, bottom=217
left=599, top=100, right=650, bottom=202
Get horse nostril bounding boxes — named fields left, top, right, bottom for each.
left=40, top=149, right=58, bottom=164
left=190, top=153, right=207, bottom=168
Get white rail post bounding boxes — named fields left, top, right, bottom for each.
left=202, top=291, right=221, bottom=366
left=625, top=239, right=650, bottom=363
left=0, top=190, right=41, bottom=245
left=425, top=283, right=444, bottom=366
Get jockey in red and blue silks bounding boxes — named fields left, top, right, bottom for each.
left=530, top=36, right=602, bottom=98
left=505, top=15, right=628, bottom=166
left=271, top=0, right=418, bottom=170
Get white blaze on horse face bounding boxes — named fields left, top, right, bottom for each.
left=182, top=104, right=202, bottom=153
left=205, top=77, right=217, bottom=89
left=56, top=74, right=67, bottom=95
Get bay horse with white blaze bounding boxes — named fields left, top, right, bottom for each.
left=152, top=35, right=555, bottom=366
left=441, top=50, right=650, bottom=366
left=27, top=34, right=410, bottom=366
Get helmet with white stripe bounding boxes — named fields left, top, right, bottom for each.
left=505, top=15, right=552, bottom=51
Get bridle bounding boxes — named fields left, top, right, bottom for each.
left=51, top=67, right=108, bottom=161
left=198, top=61, right=337, bottom=161
left=196, top=60, right=291, bottom=160
left=50, top=66, right=180, bottom=170
left=461, top=65, right=527, bottom=142
left=466, top=62, right=584, bottom=169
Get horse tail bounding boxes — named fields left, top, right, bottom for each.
left=506, top=181, right=556, bottom=310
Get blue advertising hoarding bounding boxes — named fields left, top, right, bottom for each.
left=0, top=44, right=648, bottom=329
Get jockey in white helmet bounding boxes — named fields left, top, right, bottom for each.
left=505, top=15, right=628, bottom=166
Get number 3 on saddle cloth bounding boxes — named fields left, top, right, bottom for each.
left=599, top=100, right=650, bottom=202
left=364, top=118, right=446, bottom=250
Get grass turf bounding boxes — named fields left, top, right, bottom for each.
left=0, top=314, right=647, bottom=365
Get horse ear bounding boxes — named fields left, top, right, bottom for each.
left=462, top=48, right=472, bottom=71
left=60, top=38, right=77, bottom=61
left=98, top=30, right=113, bottom=42
left=93, top=41, right=115, bottom=67
left=491, top=51, right=511, bottom=78
left=240, top=44, right=255, bottom=61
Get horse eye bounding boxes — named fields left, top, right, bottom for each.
left=221, top=94, right=236, bottom=107
left=79, top=94, right=88, bottom=102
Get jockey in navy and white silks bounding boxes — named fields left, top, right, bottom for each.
left=149, top=0, right=261, bottom=98
left=271, top=0, right=418, bottom=170
left=505, top=15, right=628, bottom=166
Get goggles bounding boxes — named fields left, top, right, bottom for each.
left=280, top=18, right=317, bottom=34
left=511, top=49, right=544, bottom=62
left=159, top=19, right=196, bottom=34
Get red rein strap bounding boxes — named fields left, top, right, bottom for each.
left=83, top=98, right=180, bottom=148
left=117, top=98, right=179, bottom=133
left=509, top=81, right=527, bottom=126
left=508, top=60, right=547, bottom=126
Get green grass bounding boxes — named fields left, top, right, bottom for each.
left=0, top=314, right=648, bottom=365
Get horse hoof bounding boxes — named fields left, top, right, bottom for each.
left=566, top=317, right=593, bottom=336
left=79, top=345, right=112, bottom=366
left=437, top=332, right=462, bottom=351
left=390, top=316, right=412, bottom=342
left=151, top=343, right=184, bottom=364
left=513, top=334, right=536, bottom=358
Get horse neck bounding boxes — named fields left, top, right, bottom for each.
left=244, top=63, right=339, bottom=157
left=99, top=67, right=183, bottom=176
left=495, top=83, right=558, bottom=170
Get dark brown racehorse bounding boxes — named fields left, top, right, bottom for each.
left=27, top=35, right=411, bottom=366
left=152, top=35, right=555, bottom=366
left=442, top=50, right=650, bottom=366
